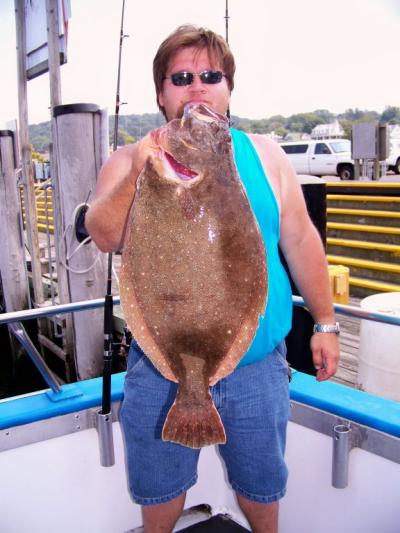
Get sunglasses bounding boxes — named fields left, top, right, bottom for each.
left=164, top=70, right=226, bottom=87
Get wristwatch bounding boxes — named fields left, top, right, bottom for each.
left=313, top=322, right=340, bottom=335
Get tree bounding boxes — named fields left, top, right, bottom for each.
left=381, top=106, right=400, bottom=125
left=286, top=113, right=324, bottom=134
left=339, top=108, right=379, bottom=122
left=110, top=128, right=135, bottom=146
left=31, top=146, right=47, bottom=163
left=338, top=119, right=352, bottom=139
left=274, top=126, right=288, bottom=139
left=313, top=109, right=335, bottom=123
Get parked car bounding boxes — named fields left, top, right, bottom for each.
left=280, top=139, right=400, bottom=179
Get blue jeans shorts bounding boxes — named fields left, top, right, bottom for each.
left=120, top=341, right=290, bottom=506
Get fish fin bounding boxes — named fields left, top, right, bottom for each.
left=162, top=396, right=226, bottom=449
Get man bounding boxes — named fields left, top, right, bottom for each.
left=86, top=24, right=339, bottom=533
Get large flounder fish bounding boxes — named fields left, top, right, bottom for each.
left=120, top=103, right=267, bottom=449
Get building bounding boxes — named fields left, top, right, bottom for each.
left=311, top=120, right=344, bottom=139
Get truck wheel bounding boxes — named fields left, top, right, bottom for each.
left=394, top=158, right=400, bottom=175
left=338, top=164, right=354, bottom=180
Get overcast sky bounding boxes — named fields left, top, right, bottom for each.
left=0, top=0, right=399, bottom=128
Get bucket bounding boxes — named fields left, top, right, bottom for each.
left=357, top=292, right=400, bottom=402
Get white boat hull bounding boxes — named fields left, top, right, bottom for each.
left=1, top=412, right=399, bottom=533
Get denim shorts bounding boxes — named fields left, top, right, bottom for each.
left=120, top=340, right=290, bottom=506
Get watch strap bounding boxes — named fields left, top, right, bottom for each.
left=313, top=322, right=340, bottom=335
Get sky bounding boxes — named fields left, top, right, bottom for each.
left=0, top=0, right=399, bottom=128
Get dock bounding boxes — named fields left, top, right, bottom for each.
left=333, top=297, right=361, bottom=388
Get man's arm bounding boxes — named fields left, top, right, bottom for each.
left=85, top=134, right=156, bottom=252
left=264, top=140, right=340, bottom=381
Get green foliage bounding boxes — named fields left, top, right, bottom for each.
left=28, top=106, right=400, bottom=153
left=313, top=109, right=336, bottom=123
left=338, top=108, right=379, bottom=122
left=274, top=126, right=288, bottom=138
left=31, top=146, right=47, bottom=163
left=380, top=106, right=400, bottom=124
left=338, top=119, right=352, bottom=139
left=109, top=113, right=165, bottom=143
left=29, top=121, right=51, bottom=152
left=337, top=107, right=395, bottom=139
left=112, top=128, right=135, bottom=146
left=286, top=113, right=325, bottom=134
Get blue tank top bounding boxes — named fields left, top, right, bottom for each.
left=230, top=128, right=293, bottom=366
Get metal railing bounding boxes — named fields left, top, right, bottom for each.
left=1, top=295, right=399, bottom=395
left=1, top=295, right=399, bottom=327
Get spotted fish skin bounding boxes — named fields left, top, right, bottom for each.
left=120, top=104, right=267, bottom=448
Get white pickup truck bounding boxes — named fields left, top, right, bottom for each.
left=386, top=152, right=400, bottom=175
left=280, top=139, right=400, bottom=179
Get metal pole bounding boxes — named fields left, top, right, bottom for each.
left=332, top=424, right=352, bottom=488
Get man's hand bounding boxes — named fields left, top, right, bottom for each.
left=133, top=129, right=163, bottom=174
left=310, top=333, right=340, bottom=381
left=86, top=126, right=165, bottom=252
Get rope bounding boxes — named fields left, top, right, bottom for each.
left=60, top=203, right=101, bottom=275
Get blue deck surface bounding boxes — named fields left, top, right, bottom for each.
left=1, top=371, right=400, bottom=438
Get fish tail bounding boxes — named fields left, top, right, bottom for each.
left=162, top=395, right=226, bottom=449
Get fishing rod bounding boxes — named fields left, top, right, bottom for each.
left=224, top=0, right=231, bottom=123
left=112, top=0, right=128, bottom=152
left=102, top=0, right=128, bottom=417
left=225, top=0, right=229, bottom=45
left=98, top=0, right=128, bottom=467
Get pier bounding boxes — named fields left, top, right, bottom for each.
left=333, top=297, right=360, bottom=388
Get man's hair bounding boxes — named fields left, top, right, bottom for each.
left=153, top=24, right=235, bottom=118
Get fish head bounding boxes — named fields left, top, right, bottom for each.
left=150, top=103, right=232, bottom=186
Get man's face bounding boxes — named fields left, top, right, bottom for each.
left=158, top=47, right=231, bottom=122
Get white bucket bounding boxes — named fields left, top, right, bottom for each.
left=357, top=292, right=400, bottom=402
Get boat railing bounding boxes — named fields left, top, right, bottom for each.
left=1, top=294, right=400, bottom=326
left=1, top=294, right=399, bottom=396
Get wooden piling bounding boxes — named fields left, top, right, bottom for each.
left=52, top=104, right=108, bottom=379
left=0, top=131, right=29, bottom=312
left=14, top=0, right=46, bottom=310
left=45, top=0, right=75, bottom=379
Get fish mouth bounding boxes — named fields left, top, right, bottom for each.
left=183, top=103, right=228, bottom=125
left=161, top=149, right=199, bottom=182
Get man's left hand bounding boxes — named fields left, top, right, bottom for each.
left=310, top=333, right=340, bottom=381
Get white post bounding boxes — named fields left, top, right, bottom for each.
left=0, top=131, right=29, bottom=312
